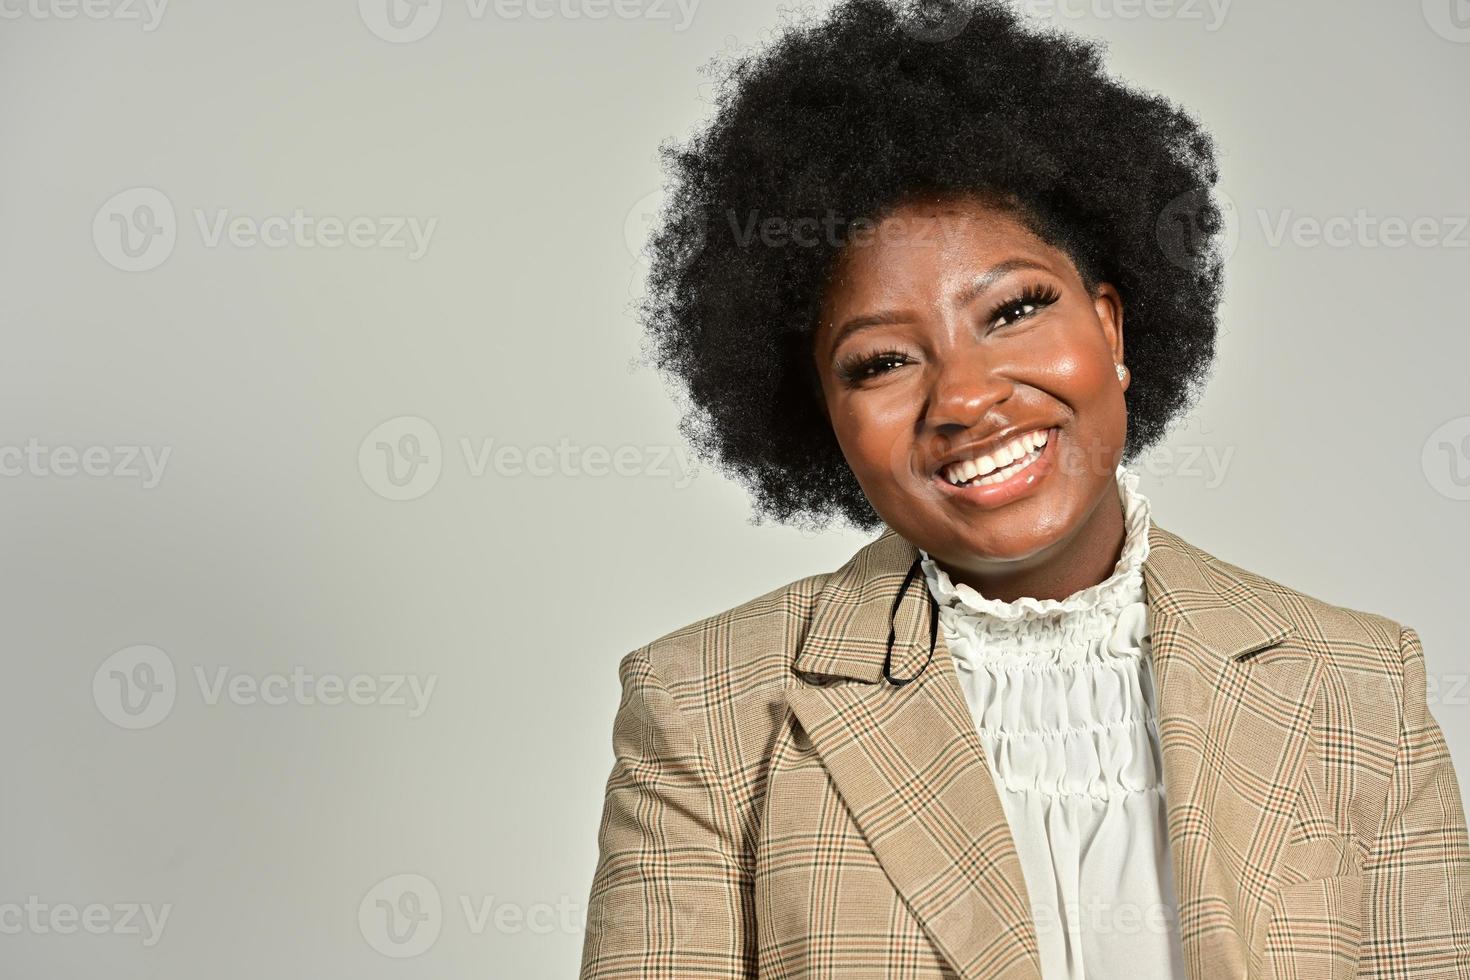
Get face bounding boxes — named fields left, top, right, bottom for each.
left=812, top=193, right=1129, bottom=575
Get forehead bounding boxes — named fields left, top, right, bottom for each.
left=823, top=197, right=1060, bottom=299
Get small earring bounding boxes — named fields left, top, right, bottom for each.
left=1115, top=363, right=1127, bottom=380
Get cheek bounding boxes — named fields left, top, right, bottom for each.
left=1038, top=330, right=1121, bottom=411
left=828, top=391, right=920, bottom=488
left=1042, top=339, right=1129, bottom=472
left=1052, top=349, right=1115, bottom=397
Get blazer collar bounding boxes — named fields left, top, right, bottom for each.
left=786, top=518, right=1313, bottom=979
left=792, top=520, right=1297, bottom=685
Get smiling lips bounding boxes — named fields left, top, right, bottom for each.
left=939, top=428, right=1050, bottom=487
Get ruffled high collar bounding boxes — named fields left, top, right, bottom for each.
left=918, top=463, right=1152, bottom=624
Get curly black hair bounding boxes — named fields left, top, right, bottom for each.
left=638, top=0, right=1227, bottom=531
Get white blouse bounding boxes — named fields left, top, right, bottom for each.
left=918, top=464, right=1187, bottom=980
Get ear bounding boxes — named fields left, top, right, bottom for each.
left=1091, top=281, right=1126, bottom=372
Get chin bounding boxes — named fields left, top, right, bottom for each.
left=936, top=495, right=1081, bottom=559
left=946, top=526, right=1064, bottom=565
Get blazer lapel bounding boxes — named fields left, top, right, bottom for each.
left=1142, top=522, right=1319, bottom=979
left=783, top=520, right=1315, bottom=980
left=786, top=528, right=1043, bottom=980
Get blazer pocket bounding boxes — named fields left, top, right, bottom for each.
left=1263, top=872, right=1362, bottom=980
left=1277, top=832, right=1361, bottom=883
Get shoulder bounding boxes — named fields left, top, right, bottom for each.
left=621, top=525, right=914, bottom=697
left=1218, top=550, right=1403, bottom=655
left=608, top=528, right=908, bottom=764
left=1161, top=527, right=1436, bottom=842
left=1164, top=524, right=1407, bottom=662
left=1164, top=527, right=1419, bottom=750
left=606, top=557, right=853, bottom=796
left=618, top=564, right=834, bottom=698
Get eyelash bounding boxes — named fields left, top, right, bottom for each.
left=989, top=281, right=1062, bottom=329
left=834, top=281, right=1063, bottom=385
left=835, top=348, right=912, bottom=384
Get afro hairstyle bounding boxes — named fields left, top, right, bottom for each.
left=638, top=0, right=1228, bottom=530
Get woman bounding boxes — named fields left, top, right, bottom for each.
left=580, top=1, right=1470, bottom=977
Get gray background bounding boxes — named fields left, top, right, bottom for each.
left=2, top=0, right=1468, bottom=976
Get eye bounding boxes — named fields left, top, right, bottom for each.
left=994, top=300, right=1039, bottom=326
left=836, top=350, right=913, bottom=384
left=989, top=282, right=1061, bottom=329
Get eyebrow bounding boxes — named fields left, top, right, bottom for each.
left=954, top=258, right=1053, bottom=307
left=825, top=257, right=1054, bottom=353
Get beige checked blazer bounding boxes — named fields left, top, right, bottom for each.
left=580, top=522, right=1470, bottom=979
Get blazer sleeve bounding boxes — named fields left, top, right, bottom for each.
left=579, top=648, right=755, bottom=979
left=1360, top=625, right=1470, bottom=976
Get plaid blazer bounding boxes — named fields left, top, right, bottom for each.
left=580, top=522, right=1470, bottom=979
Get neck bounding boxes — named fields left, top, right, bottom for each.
left=931, top=479, right=1129, bottom=605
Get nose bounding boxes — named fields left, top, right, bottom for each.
left=924, top=348, right=1014, bottom=438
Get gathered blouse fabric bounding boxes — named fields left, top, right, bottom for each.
left=918, top=464, right=1188, bottom=980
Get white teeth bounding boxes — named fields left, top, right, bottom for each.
left=941, top=428, right=1050, bottom=487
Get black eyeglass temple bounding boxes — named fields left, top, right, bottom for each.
left=883, top=556, right=939, bottom=686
